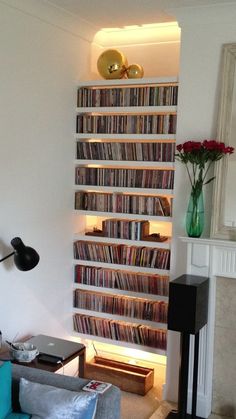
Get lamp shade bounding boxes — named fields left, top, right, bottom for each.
left=11, top=237, right=40, bottom=271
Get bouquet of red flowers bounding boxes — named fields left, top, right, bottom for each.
left=176, top=140, right=234, bottom=237
left=176, top=140, right=234, bottom=192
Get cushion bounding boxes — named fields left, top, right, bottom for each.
left=19, top=378, right=98, bottom=419
left=0, top=361, right=12, bottom=419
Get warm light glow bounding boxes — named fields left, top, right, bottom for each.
left=85, top=216, right=100, bottom=231
left=93, top=22, right=180, bottom=48
left=150, top=221, right=172, bottom=237
left=87, top=139, right=103, bottom=143
left=88, top=341, right=167, bottom=365
left=128, top=359, right=137, bottom=365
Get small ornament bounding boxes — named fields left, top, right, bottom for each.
left=126, top=64, right=144, bottom=79
left=97, top=49, right=128, bottom=79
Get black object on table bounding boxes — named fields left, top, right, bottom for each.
left=167, top=274, right=209, bottom=419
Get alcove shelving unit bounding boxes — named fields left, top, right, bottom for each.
left=73, top=77, right=178, bottom=356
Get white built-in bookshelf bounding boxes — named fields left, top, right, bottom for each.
left=73, top=77, right=178, bottom=355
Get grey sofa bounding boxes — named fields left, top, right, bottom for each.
left=12, top=364, right=121, bottom=419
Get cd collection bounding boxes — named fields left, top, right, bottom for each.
left=74, top=289, right=168, bottom=323
left=76, top=114, right=177, bottom=135
left=74, top=241, right=170, bottom=270
left=75, top=191, right=172, bottom=217
left=77, top=84, right=178, bottom=108
left=73, top=313, right=167, bottom=350
left=75, top=265, right=169, bottom=296
left=101, top=219, right=150, bottom=240
left=76, top=141, right=175, bottom=162
left=75, top=167, right=174, bottom=190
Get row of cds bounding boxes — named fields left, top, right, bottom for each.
left=75, top=167, right=174, bottom=190
left=77, top=85, right=178, bottom=107
left=74, top=289, right=168, bottom=323
left=74, top=265, right=169, bottom=296
left=73, top=313, right=167, bottom=350
left=73, top=241, right=170, bottom=270
left=75, top=192, right=172, bottom=217
left=76, top=114, right=177, bottom=135
left=76, top=140, right=175, bottom=162
left=101, top=219, right=149, bottom=241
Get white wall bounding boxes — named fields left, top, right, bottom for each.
left=0, top=1, right=93, bottom=342
left=165, top=2, right=236, bottom=408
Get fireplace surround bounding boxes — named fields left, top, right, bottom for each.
left=180, top=237, right=236, bottom=417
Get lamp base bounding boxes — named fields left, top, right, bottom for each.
left=166, top=410, right=205, bottom=419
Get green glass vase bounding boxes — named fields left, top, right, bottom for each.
left=186, top=189, right=204, bottom=238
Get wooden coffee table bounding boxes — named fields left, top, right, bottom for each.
left=0, top=340, right=86, bottom=378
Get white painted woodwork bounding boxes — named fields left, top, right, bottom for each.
left=180, top=237, right=236, bottom=417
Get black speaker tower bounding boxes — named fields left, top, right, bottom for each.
left=167, top=274, right=209, bottom=419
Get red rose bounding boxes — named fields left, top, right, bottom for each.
left=183, top=141, right=195, bottom=152
left=216, top=142, right=226, bottom=152
left=176, top=144, right=183, bottom=152
left=203, top=140, right=218, bottom=150
left=225, top=146, right=234, bottom=154
left=191, top=142, right=202, bottom=151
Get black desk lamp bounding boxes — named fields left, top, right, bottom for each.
left=0, top=237, right=40, bottom=271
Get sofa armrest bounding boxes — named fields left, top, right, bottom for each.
left=12, top=364, right=121, bottom=419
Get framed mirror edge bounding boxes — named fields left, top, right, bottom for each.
left=211, top=43, right=236, bottom=240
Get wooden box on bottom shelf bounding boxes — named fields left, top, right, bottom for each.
left=85, top=356, right=154, bottom=395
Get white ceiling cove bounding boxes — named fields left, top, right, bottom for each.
left=44, top=0, right=235, bottom=28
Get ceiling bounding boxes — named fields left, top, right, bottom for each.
left=45, top=0, right=235, bottom=28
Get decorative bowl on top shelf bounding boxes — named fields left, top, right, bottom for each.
left=10, top=342, right=39, bottom=363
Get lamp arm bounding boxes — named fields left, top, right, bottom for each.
left=0, top=251, right=15, bottom=263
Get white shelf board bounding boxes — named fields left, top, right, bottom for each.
left=75, top=133, right=176, bottom=140
left=77, top=77, right=178, bottom=87
left=74, top=210, right=172, bottom=222
left=73, top=283, right=169, bottom=301
left=73, top=259, right=170, bottom=275
left=75, top=160, right=175, bottom=168
left=74, top=234, right=171, bottom=249
left=72, top=332, right=167, bottom=356
left=73, top=307, right=167, bottom=329
left=74, top=185, right=174, bottom=196
left=76, top=106, right=177, bottom=114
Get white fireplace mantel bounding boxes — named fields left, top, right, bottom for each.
left=180, top=237, right=236, bottom=417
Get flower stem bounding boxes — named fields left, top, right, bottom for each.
left=186, top=164, right=193, bottom=187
